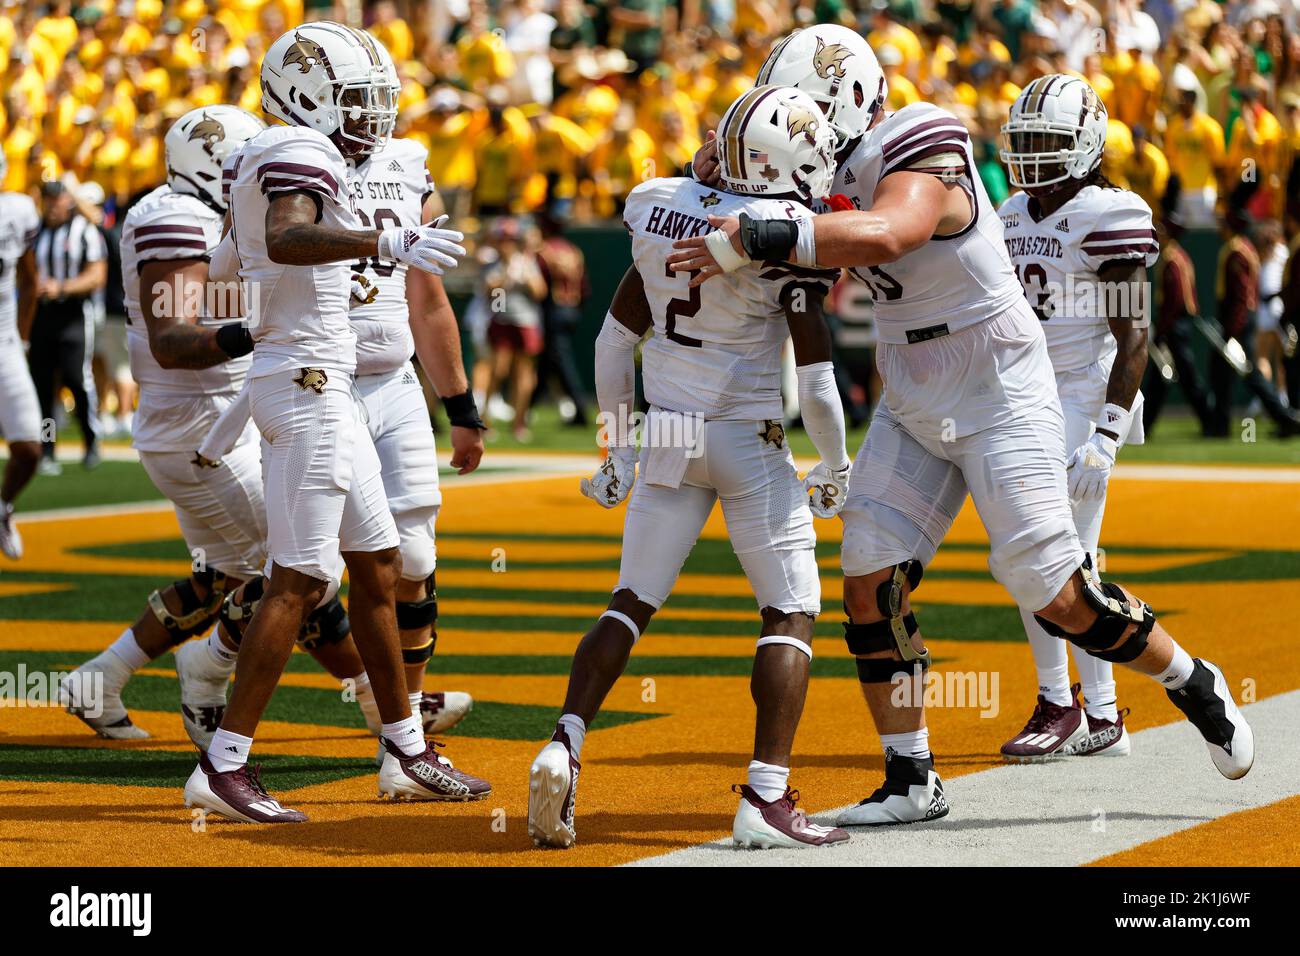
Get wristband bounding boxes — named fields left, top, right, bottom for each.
left=1097, top=402, right=1131, bottom=440
left=793, top=216, right=817, bottom=266
left=214, top=323, right=254, bottom=359
left=738, top=214, right=799, bottom=262
left=443, top=390, right=486, bottom=430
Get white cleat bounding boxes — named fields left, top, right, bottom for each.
left=59, top=660, right=150, bottom=740
left=0, top=504, right=22, bottom=559
left=376, top=739, right=491, bottom=801
left=1166, top=659, right=1254, bottom=780
left=174, top=639, right=232, bottom=750
left=836, top=751, right=949, bottom=827
left=732, top=785, right=849, bottom=849
left=420, top=691, right=473, bottom=734
left=528, top=733, right=579, bottom=848
left=1068, top=709, right=1132, bottom=757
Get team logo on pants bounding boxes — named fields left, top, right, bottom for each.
left=293, top=368, right=329, bottom=394
left=191, top=451, right=219, bottom=469
left=759, top=420, right=785, bottom=449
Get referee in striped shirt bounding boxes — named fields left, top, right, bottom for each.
left=30, top=181, right=107, bottom=473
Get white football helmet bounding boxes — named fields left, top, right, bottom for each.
left=1000, top=74, right=1108, bottom=191
left=717, top=85, right=837, bottom=203
left=165, top=105, right=266, bottom=211
left=756, top=25, right=887, bottom=150
left=260, top=21, right=400, bottom=158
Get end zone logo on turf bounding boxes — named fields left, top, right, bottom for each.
left=0, top=666, right=103, bottom=718
left=49, top=886, right=151, bottom=936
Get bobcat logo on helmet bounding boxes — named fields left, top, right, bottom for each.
left=282, top=33, right=330, bottom=74
left=786, top=104, right=820, bottom=146
left=186, top=113, right=226, bottom=158
left=1080, top=85, right=1105, bottom=123
left=293, top=368, right=329, bottom=394
left=813, top=37, right=852, bottom=80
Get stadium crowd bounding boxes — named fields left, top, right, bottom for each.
left=2, top=0, right=1299, bottom=446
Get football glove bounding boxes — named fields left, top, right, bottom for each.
left=1066, top=432, right=1116, bottom=502
left=377, top=215, right=466, bottom=276
left=803, top=462, right=851, bottom=518
left=580, top=448, right=636, bottom=509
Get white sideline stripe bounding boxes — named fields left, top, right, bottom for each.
left=630, top=690, right=1300, bottom=867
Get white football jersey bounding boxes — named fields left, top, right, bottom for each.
left=120, top=184, right=249, bottom=452
left=625, top=177, right=838, bottom=421
left=827, top=103, right=1026, bottom=345
left=999, top=185, right=1158, bottom=372
left=346, top=137, right=435, bottom=376
left=224, top=124, right=359, bottom=378
left=0, top=191, right=39, bottom=344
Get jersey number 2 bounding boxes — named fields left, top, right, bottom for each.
left=663, top=262, right=702, bottom=347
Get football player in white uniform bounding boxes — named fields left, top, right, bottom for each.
left=183, top=23, right=485, bottom=824
left=672, top=26, right=1254, bottom=827
left=529, top=86, right=851, bottom=851
left=998, top=75, right=1159, bottom=760
left=58, top=106, right=395, bottom=746
left=0, top=152, right=41, bottom=560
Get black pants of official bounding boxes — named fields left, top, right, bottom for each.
left=28, top=298, right=99, bottom=459
left=1205, top=320, right=1300, bottom=436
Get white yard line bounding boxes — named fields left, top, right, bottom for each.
left=632, top=690, right=1297, bottom=867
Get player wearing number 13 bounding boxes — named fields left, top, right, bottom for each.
left=671, top=27, right=1253, bottom=828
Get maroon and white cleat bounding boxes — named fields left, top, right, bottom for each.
left=1000, top=683, right=1089, bottom=761
left=183, top=754, right=307, bottom=823
left=420, top=691, right=473, bottom=734
left=377, top=739, right=492, bottom=801
left=1068, top=707, right=1132, bottom=757
left=733, top=785, right=849, bottom=849
left=528, top=729, right=580, bottom=848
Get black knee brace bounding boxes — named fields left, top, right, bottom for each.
left=298, top=595, right=351, bottom=650
left=396, top=571, right=438, bottom=631
left=148, top=569, right=231, bottom=647
left=843, top=560, right=930, bottom=676
left=217, top=575, right=266, bottom=646
left=1034, top=557, right=1155, bottom=664
left=402, top=638, right=435, bottom=665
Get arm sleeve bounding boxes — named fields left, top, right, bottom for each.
left=593, top=313, right=642, bottom=452
left=795, top=361, right=850, bottom=471
left=209, top=230, right=238, bottom=283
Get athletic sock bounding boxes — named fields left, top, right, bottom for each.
left=1155, top=645, right=1195, bottom=691
left=382, top=715, right=425, bottom=757
left=207, top=729, right=253, bottom=773
left=880, top=727, right=930, bottom=760
left=556, top=713, right=586, bottom=761
left=408, top=691, right=422, bottom=721
left=1082, top=680, right=1120, bottom=721
left=746, top=760, right=790, bottom=802
left=106, top=628, right=150, bottom=673
left=201, top=626, right=238, bottom=673
left=352, top=672, right=380, bottom=733
left=1020, top=607, right=1072, bottom=706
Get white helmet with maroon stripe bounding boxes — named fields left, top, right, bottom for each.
left=1000, top=74, right=1108, bottom=190
left=260, top=21, right=400, bottom=159
left=165, top=105, right=266, bottom=211
left=757, top=25, right=886, bottom=150
left=716, top=85, right=836, bottom=203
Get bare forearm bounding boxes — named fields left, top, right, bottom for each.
left=811, top=210, right=921, bottom=268
left=151, top=324, right=230, bottom=370
left=1105, top=328, right=1148, bottom=415
left=411, top=300, right=469, bottom=396
left=61, top=264, right=107, bottom=297
left=266, top=224, right=381, bottom=266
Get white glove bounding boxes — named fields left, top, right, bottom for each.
left=377, top=215, right=466, bottom=276
left=803, top=462, right=851, bottom=518
left=580, top=449, right=637, bottom=509
left=1066, top=432, right=1117, bottom=502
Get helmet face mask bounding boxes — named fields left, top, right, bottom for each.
left=261, top=22, right=400, bottom=160
left=716, top=85, right=837, bottom=204
left=1000, top=75, right=1108, bottom=193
